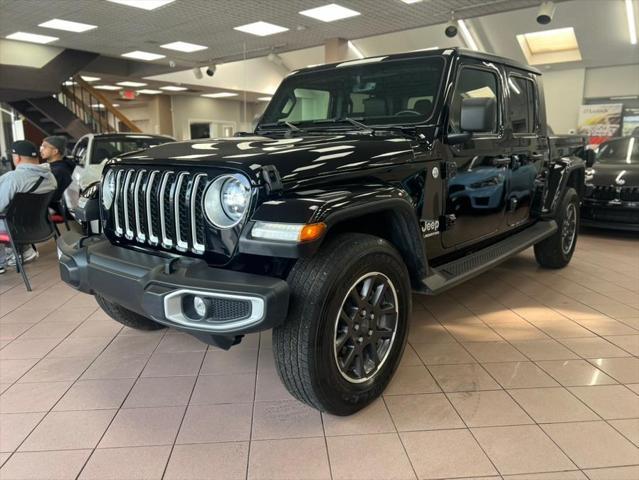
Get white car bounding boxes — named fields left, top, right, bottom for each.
left=65, top=133, right=174, bottom=215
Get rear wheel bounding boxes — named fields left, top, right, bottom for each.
left=534, top=187, right=579, bottom=269
left=273, top=233, right=411, bottom=415
left=95, top=294, right=166, bottom=331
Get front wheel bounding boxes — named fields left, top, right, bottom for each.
left=534, top=187, right=579, bottom=269
left=273, top=233, right=411, bottom=416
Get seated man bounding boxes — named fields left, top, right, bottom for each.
left=39, top=135, right=74, bottom=214
left=0, top=140, right=57, bottom=274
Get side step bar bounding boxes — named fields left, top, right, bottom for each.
left=422, top=220, right=557, bottom=294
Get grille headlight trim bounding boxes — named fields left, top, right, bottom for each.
left=101, top=169, right=116, bottom=209
left=203, top=173, right=251, bottom=229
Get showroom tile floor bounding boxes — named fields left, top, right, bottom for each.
left=0, top=228, right=638, bottom=480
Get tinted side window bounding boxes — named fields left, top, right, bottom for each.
left=450, top=68, right=499, bottom=134
left=73, top=139, right=88, bottom=165
left=508, top=76, right=536, bottom=134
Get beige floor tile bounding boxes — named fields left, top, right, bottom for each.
left=0, top=381, right=71, bottom=413
left=399, top=344, right=422, bottom=367
left=511, top=340, right=580, bottom=361
left=248, top=437, right=331, bottom=480
left=254, top=368, right=295, bottom=402
left=444, top=323, right=503, bottom=342
left=164, top=442, right=248, bottom=480
left=536, top=360, right=617, bottom=386
left=0, top=338, right=60, bottom=360
left=199, top=349, right=258, bottom=375
left=322, top=399, right=395, bottom=436
left=508, top=387, right=599, bottom=423
left=68, top=320, right=122, bottom=338
left=0, top=358, right=39, bottom=383
left=384, top=364, right=440, bottom=395
left=472, top=425, right=576, bottom=475
left=448, top=390, right=533, bottom=427
left=0, top=412, right=45, bottom=452
left=583, top=465, right=639, bottom=480
left=54, top=378, right=134, bottom=411
left=0, top=449, right=92, bottom=480
left=464, top=342, right=527, bottom=363
left=17, top=322, right=78, bottom=341
left=80, top=353, right=149, bottom=380
left=78, top=445, right=171, bottom=480
left=502, top=471, right=586, bottom=479
left=409, top=321, right=458, bottom=344
left=385, top=393, right=464, bottom=431
left=574, top=318, right=638, bottom=336
left=102, top=334, right=162, bottom=356
left=590, top=357, right=639, bottom=383
left=99, top=406, right=185, bottom=448
left=604, top=335, right=639, bottom=355
left=18, top=356, right=94, bottom=383
left=155, top=333, right=208, bottom=353
left=252, top=400, right=323, bottom=440
left=189, top=373, right=255, bottom=405
left=541, top=421, right=639, bottom=468
left=483, top=362, right=559, bottom=388
left=124, top=376, right=196, bottom=408
left=19, top=409, right=116, bottom=452
left=328, top=433, right=416, bottom=480
left=412, top=342, right=475, bottom=365
left=568, top=385, right=639, bottom=419
left=46, top=336, right=111, bottom=358
left=609, top=419, right=639, bottom=447
left=141, top=351, right=204, bottom=377
left=561, top=338, right=631, bottom=359
left=428, top=363, right=500, bottom=392
left=401, top=429, right=497, bottom=479
left=176, top=404, right=252, bottom=444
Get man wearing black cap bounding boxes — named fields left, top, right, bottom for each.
left=40, top=135, right=75, bottom=213
left=0, top=140, right=57, bottom=274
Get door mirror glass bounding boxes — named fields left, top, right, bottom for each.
left=460, top=97, right=497, bottom=133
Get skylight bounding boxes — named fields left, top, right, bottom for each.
left=517, top=27, right=581, bottom=65
left=121, top=50, right=166, bottom=61
left=161, top=41, right=208, bottom=52
left=117, top=81, right=147, bottom=87
left=202, top=92, right=238, bottom=98
left=38, top=19, right=97, bottom=33
left=234, top=21, right=288, bottom=37
left=107, top=0, right=175, bottom=10
left=299, top=4, right=360, bottom=22
left=6, top=32, right=58, bottom=44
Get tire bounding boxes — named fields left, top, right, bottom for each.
left=534, top=187, right=579, bottom=269
left=273, top=233, right=411, bottom=416
left=95, top=294, right=166, bottom=331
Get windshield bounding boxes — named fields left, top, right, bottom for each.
left=91, top=137, right=170, bottom=164
left=596, top=137, right=639, bottom=164
left=259, top=56, right=445, bottom=129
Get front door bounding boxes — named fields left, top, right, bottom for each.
left=442, top=63, right=509, bottom=249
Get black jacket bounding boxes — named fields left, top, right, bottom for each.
left=49, top=157, right=75, bottom=207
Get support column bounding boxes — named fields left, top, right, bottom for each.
left=324, top=38, right=348, bottom=64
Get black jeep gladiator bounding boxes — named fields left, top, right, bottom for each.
left=58, top=48, right=586, bottom=415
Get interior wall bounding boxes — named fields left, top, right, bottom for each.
left=584, top=64, right=639, bottom=98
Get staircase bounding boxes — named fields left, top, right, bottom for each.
left=9, top=75, right=141, bottom=141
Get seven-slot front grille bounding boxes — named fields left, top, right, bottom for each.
left=110, top=168, right=208, bottom=254
left=586, top=186, right=639, bottom=202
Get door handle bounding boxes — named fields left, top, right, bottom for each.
left=492, top=156, right=511, bottom=167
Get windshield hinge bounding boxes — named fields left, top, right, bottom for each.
left=261, top=165, right=283, bottom=194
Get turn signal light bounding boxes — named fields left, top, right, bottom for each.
left=299, top=223, right=326, bottom=242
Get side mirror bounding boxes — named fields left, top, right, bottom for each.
left=584, top=149, right=596, bottom=168
left=460, top=97, right=497, bottom=133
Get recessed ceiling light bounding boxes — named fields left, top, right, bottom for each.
left=160, top=41, right=207, bottom=52
left=80, top=76, right=100, bottom=82
left=94, top=85, right=122, bottom=91
left=257, top=97, right=272, bottom=101
left=202, top=92, right=238, bottom=98
left=6, top=32, right=58, bottom=44
left=107, top=0, right=175, bottom=10
left=400, top=0, right=423, bottom=3
left=234, top=21, right=288, bottom=37
left=121, top=50, right=165, bottom=61
left=91, top=103, right=106, bottom=109
left=160, top=85, right=188, bottom=91
left=299, top=4, right=360, bottom=22
left=117, top=81, right=147, bottom=87
left=137, top=89, right=162, bottom=94
left=38, top=19, right=97, bottom=33
left=516, top=27, right=581, bottom=65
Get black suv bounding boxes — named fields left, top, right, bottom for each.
left=58, top=48, right=586, bottom=415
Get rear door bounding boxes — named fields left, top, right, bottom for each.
left=504, top=71, right=547, bottom=227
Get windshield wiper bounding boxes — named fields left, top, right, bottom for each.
left=257, top=121, right=302, bottom=132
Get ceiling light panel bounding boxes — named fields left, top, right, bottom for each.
left=94, top=85, right=122, bottom=90
left=234, top=21, right=288, bottom=36
left=401, top=0, right=423, bottom=4
left=161, top=41, right=208, bottom=52
left=6, top=32, right=58, bottom=44
left=202, top=92, right=238, bottom=98
left=117, top=81, right=147, bottom=87
left=257, top=97, right=272, bottom=101
left=38, top=19, right=97, bottom=33
left=626, top=0, right=637, bottom=45
left=299, top=4, right=361, bottom=22
left=160, top=85, right=188, bottom=91
left=121, top=50, right=166, bottom=61
left=107, top=0, right=175, bottom=10
left=81, top=76, right=100, bottom=82
left=137, top=89, right=162, bottom=94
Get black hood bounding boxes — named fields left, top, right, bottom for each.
left=115, top=135, right=416, bottom=184
left=590, top=163, right=639, bottom=187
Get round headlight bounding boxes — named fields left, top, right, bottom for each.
left=101, top=170, right=116, bottom=209
left=203, top=174, right=251, bottom=228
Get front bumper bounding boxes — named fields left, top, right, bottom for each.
left=57, top=232, right=290, bottom=338
left=581, top=200, right=639, bottom=232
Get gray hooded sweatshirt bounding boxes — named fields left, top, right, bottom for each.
left=0, top=163, right=57, bottom=213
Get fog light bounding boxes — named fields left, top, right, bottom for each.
left=193, top=296, right=207, bottom=318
